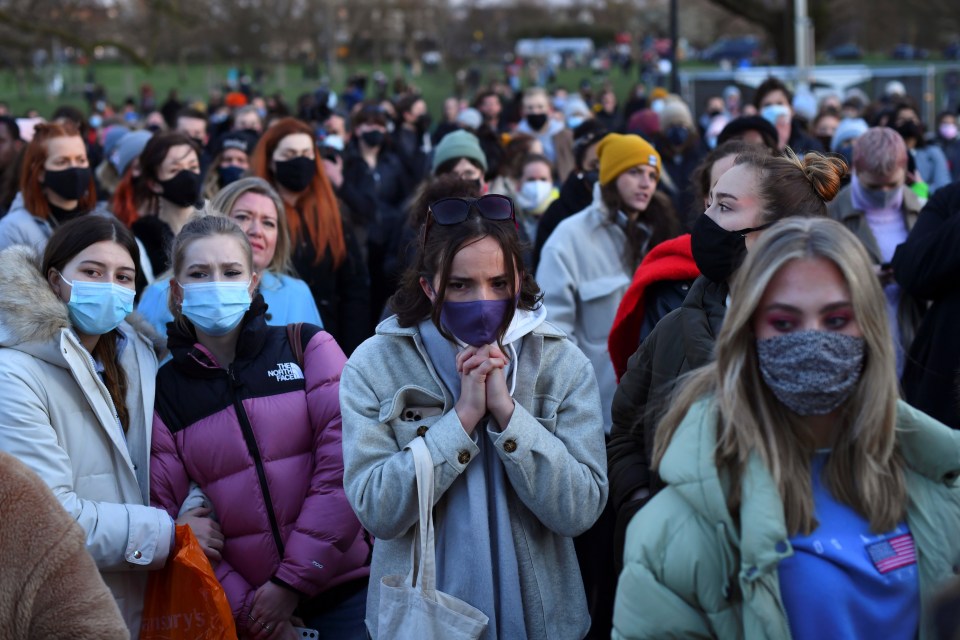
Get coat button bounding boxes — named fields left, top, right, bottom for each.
left=133, top=550, right=142, bottom=559
left=457, top=450, right=471, bottom=465
left=775, top=541, right=788, bottom=553
left=503, top=439, right=518, bottom=453
left=416, top=425, right=429, bottom=437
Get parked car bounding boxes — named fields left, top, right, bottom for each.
left=824, top=43, right=863, bottom=61
left=701, top=36, right=762, bottom=64
left=892, top=44, right=930, bottom=60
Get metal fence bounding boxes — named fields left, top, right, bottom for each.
left=679, top=64, right=960, bottom=126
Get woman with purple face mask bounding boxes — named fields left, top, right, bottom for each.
left=340, top=175, right=608, bottom=640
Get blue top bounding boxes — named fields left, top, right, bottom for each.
left=137, top=271, right=322, bottom=340
left=778, top=452, right=919, bottom=640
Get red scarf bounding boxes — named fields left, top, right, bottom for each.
left=609, top=234, right=700, bottom=380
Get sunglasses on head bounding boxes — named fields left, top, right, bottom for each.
left=428, top=194, right=515, bottom=225
left=423, top=194, right=516, bottom=243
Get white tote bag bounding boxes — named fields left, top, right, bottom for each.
left=377, top=437, right=489, bottom=639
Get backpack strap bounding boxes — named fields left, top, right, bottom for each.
left=286, top=322, right=305, bottom=369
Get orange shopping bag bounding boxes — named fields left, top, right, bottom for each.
left=140, top=524, right=238, bottom=640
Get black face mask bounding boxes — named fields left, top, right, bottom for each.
left=158, top=170, right=202, bottom=207
left=816, top=135, right=833, bottom=151
left=274, top=156, right=316, bottom=193
left=218, top=165, right=245, bottom=188
left=894, top=120, right=922, bottom=142
left=415, top=114, right=432, bottom=133
left=526, top=113, right=548, bottom=131
left=666, top=125, right=689, bottom=147
left=690, top=213, right=771, bottom=283
left=360, top=130, right=385, bottom=147
left=580, top=169, right=599, bottom=188
left=43, top=167, right=91, bottom=201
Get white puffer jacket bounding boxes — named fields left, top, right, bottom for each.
left=0, top=245, right=172, bottom=637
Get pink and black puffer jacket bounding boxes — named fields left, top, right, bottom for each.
left=150, top=298, right=371, bottom=622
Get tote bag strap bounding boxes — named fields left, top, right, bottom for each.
left=405, top=436, right=438, bottom=596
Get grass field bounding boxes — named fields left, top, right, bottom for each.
left=1, top=58, right=956, bottom=120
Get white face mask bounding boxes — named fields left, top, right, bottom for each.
left=516, top=180, right=553, bottom=211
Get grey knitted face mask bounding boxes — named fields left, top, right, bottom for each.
left=756, top=330, right=865, bottom=416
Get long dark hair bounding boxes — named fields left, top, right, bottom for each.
left=600, top=182, right=681, bottom=269
left=134, top=131, right=201, bottom=218
left=42, top=216, right=140, bottom=432
left=391, top=174, right=542, bottom=345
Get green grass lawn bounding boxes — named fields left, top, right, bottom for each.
left=1, top=58, right=956, bottom=120
left=0, top=60, right=644, bottom=118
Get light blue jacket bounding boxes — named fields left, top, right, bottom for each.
left=136, top=271, right=322, bottom=339
left=340, top=316, right=608, bottom=639
left=914, top=145, right=952, bottom=195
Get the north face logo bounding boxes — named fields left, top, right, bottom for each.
left=268, top=362, right=304, bottom=382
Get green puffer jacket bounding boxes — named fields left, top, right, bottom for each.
left=613, top=397, right=960, bottom=640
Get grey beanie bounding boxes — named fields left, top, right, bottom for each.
left=111, top=130, right=154, bottom=175
left=831, top=117, right=868, bottom=152
left=102, top=125, right=131, bottom=159
left=431, top=129, right=487, bottom=174
left=455, top=108, right=483, bottom=130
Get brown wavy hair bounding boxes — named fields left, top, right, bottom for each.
left=391, top=174, right=542, bottom=345
left=249, top=117, right=346, bottom=267
left=20, top=122, right=96, bottom=221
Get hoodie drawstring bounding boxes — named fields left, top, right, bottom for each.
left=507, top=342, right=518, bottom=397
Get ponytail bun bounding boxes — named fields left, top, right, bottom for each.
left=800, top=151, right=847, bottom=203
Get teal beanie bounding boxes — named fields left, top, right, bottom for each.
left=431, top=130, right=488, bottom=174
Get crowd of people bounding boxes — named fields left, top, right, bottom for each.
left=0, top=68, right=958, bottom=640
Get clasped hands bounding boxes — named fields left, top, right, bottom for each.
left=454, top=343, right=515, bottom=434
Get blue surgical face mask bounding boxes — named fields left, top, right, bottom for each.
left=179, top=281, right=252, bottom=336
left=567, top=116, right=585, bottom=130
left=59, top=273, right=135, bottom=336
left=761, top=104, right=791, bottom=127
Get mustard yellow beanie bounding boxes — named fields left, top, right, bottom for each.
left=597, top=133, right=662, bottom=185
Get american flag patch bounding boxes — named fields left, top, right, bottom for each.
left=866, top=534, right=916, bottom=574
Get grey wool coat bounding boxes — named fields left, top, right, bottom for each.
left=339, top=316, right=609, bottom=639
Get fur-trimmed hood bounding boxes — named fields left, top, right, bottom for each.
left=0, top=245, right=70, bottom=349
left=0, top=244, right=165, bottom=363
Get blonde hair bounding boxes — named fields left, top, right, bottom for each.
left=165, top=211, right=254, bottom=330
left=210, top=177, right=293, bottom=275
left=653, top=217, right=905, bottom=535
